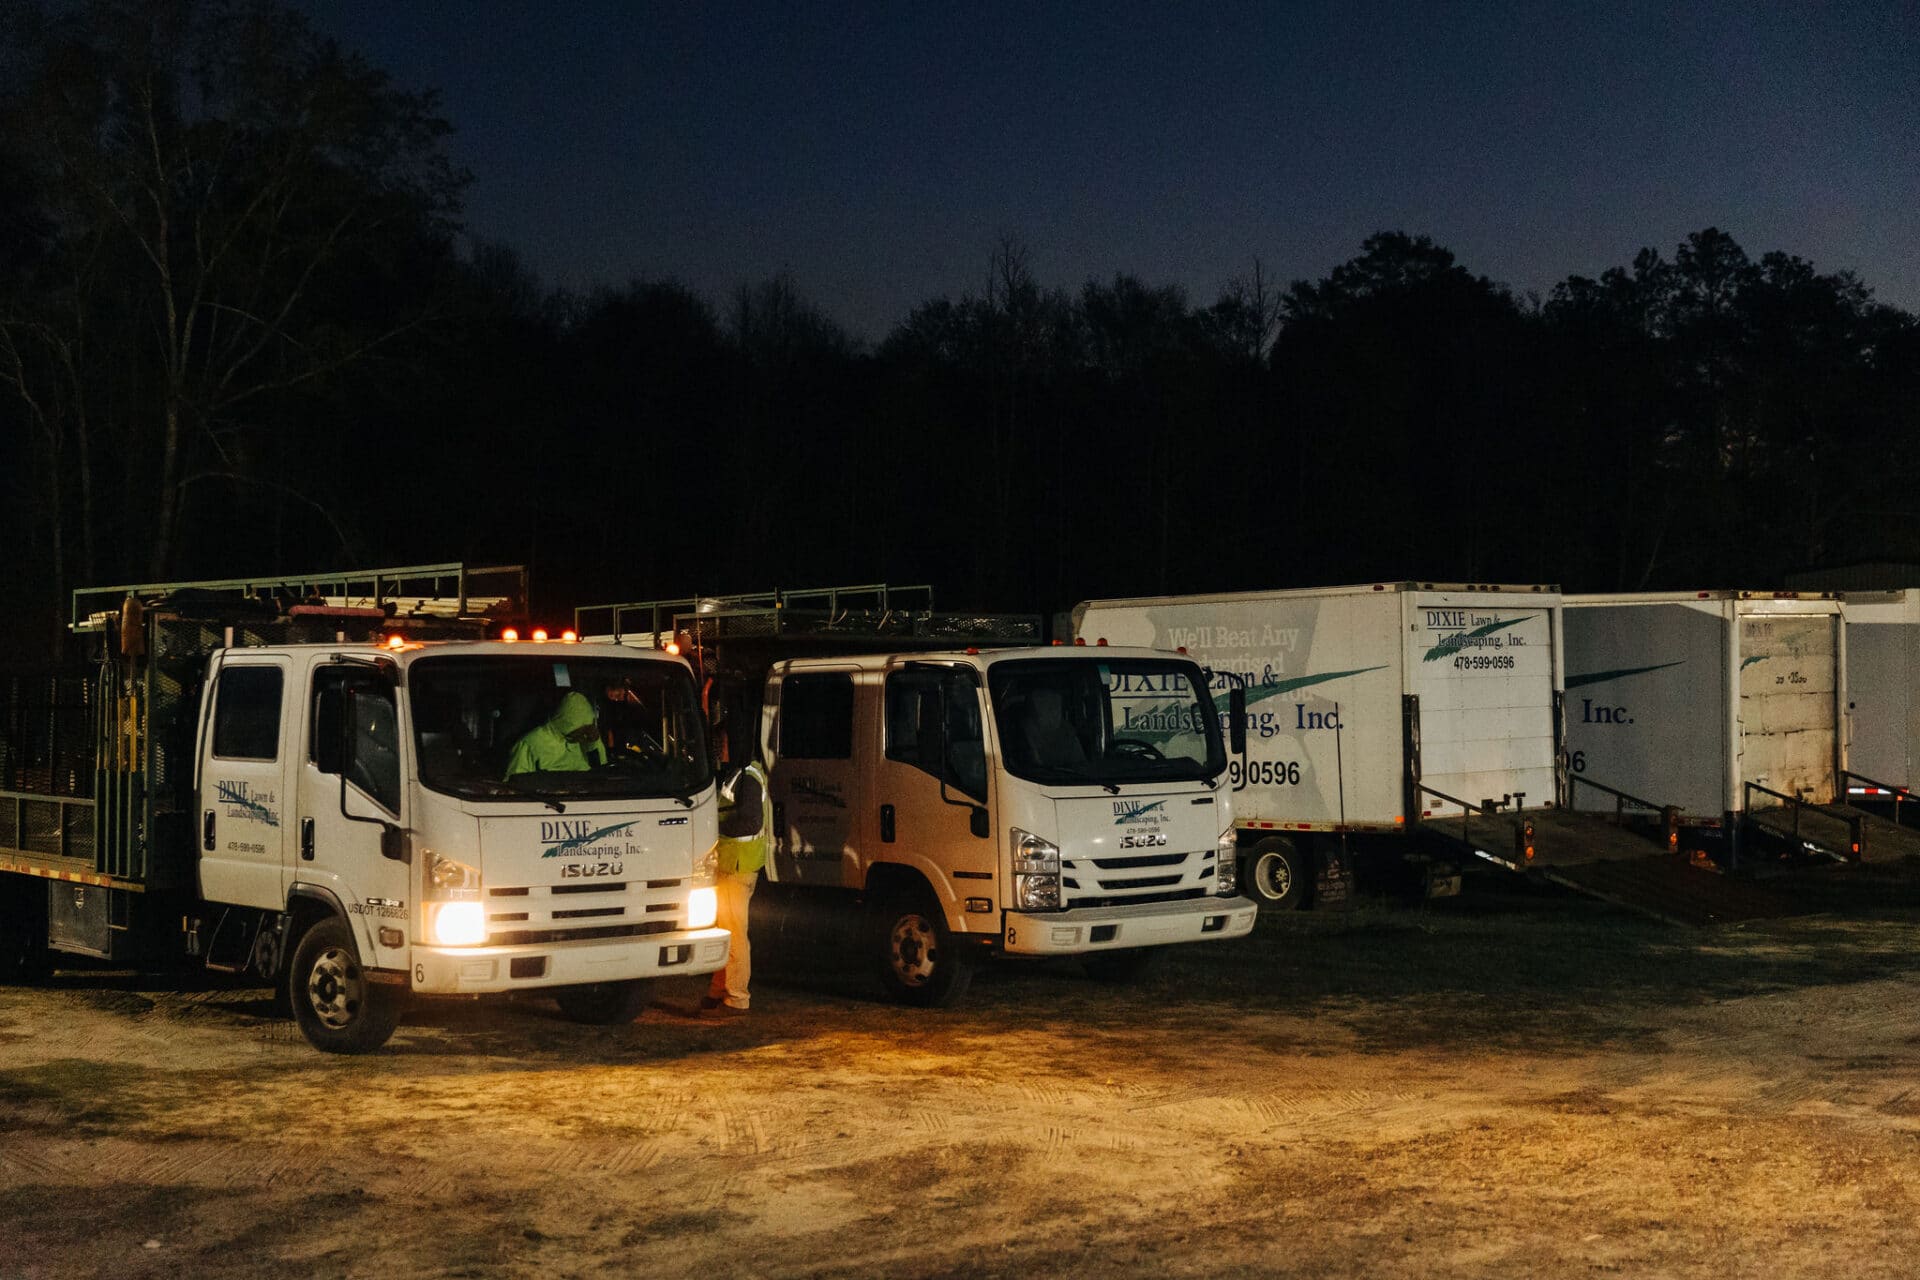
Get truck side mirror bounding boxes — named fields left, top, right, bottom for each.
left=379, top=824, right=411, bottom=863
left=1229, top=687, right=1248, bottom=755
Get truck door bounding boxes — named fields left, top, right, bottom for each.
left=296, top=662, right=408, bottom=944
left=1738, top=613, right=1839, bottom=805
left=876, top=662, right=994, bottom=897
left=765, top=669, right=863, bottom=887
left=198, top=657, right=295, bottom=909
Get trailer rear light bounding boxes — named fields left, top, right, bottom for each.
left=1520, top=820, right=1535, bottom=862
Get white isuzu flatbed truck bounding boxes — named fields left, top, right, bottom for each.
left=758, top=645, right=1257, bottom=1003
left=1074, top=583, right=1677, bottom=904
left=0, top=567, right=728, bottom=1052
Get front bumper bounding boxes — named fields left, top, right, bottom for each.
left=1002, top=895, right=1257, bottom=956
left=409, top=926, right=730, bottom=994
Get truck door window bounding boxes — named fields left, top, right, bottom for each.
left=310, top=667, right=351, bottom=773
left=212, top=666, right=284, bottom=761
left=779, top=674, right=854, bottom=759
left=311, top=666, right=400, bottom=812
left=885, top=669, right=986, bottom=801
left=349, top=691, right=402, bottom=814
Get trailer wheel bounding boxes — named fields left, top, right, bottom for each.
left=289, top=918, right=401, bottom=1054
left=1244, top=837, right=1308, bottom=910
left=1082, top=947, right=1159, bottom=983
left=873, top=889, right=973, bottom=1008
left=553, top=980, right=652, bottom=1025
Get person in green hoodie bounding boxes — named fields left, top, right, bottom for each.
left=503, top=690, right=608, bottom=780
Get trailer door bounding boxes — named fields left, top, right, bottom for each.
left=1406, top=598, right=1558, bottom=813
left=1737, top=613, right=1838, bottom=805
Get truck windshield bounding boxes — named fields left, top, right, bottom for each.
left=988, top=658, right=1224, bottom=787
left=409, top=655, right=712, bottom=802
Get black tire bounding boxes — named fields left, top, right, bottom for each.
left=553, top=980, right=652, bottom=1025
left=288, top=917, right=402, bottom=1054
left=1082, top=947, right=1159, bottom=983
left=873, top=888, right=973, bottom=1008
left=0, top=879, right=51, bottom=983
left=1243, top=836, right=1309, bottom=910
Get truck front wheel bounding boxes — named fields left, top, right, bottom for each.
left=553, top=980, right=651, bottom=1024
left=1244, top=836, right=1309, bottom=910
left=873, top=890, right=973, bottom=1008
left=289, top=918, right=402, bottom=1054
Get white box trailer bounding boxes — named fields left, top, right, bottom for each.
left=1562, top=592, right=1846, bottom=825
left=1837, top=589, right=1920, bottom=804
left=1074, top=583, right=1569, bottom=904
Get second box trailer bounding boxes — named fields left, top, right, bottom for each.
left=1556, top=591, right=1920, bottom=864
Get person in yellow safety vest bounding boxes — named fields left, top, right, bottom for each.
left=503, top=690, right=608, bottom=780
left=702, top=724, right=770, bottom=1017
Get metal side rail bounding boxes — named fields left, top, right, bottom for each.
left=1741, top=781, right=1864, bottom=864
left=1836, top=772, right=1920, bottom=864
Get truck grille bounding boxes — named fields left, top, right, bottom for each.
left=483, top=879, right=686, bottom=944
left=1061, top=849, right=1218, bottom=908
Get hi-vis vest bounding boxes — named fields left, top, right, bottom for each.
left=717, top=760, right=772, bottom=875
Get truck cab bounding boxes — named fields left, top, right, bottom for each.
left=761, top=645, right=1257, bottom=1003
left=193, top=637, right=731, bottom=1048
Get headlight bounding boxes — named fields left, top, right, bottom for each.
left=1215, top=827, right=1239, bottom=896
left=1011, top=827, right=1062, bottom=911
left=687, top=886, right=718, bottom=930
left=693, top=842, right=719, bottom=888
left=425, top=900, right=487, bottom=947
left=426, top=850, right=481, bottom=896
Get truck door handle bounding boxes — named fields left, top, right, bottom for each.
left=300, top=817, right=316, bottom=861
left=203, top=809, right=216, bottom=851
left=880, top=804, right=896, bottom=843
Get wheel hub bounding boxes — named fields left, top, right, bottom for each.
left=1255, top=852, right=1293, bottom=898
left=889, top=914, right=937, bottom=986
left=306, top=946, right=363, bottom=1029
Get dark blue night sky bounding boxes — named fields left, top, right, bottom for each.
left=293, top=1, right=1918, bottom=337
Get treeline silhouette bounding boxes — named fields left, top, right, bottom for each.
left=3, top=1, right=1917, bottom=654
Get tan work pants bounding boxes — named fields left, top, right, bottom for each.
left=706, top=871, right=757, bottom=1009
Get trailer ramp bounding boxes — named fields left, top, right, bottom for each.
left=1415, top=784, right=1800, bottom=925
left=1539, top=854, right=1805, bottom=927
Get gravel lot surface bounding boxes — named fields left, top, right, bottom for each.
left=4, top=864, right=1919, bottom=1278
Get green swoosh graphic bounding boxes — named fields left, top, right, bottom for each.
left=1565, top=660, right=1683, bottom=690
left=1422, top=616, right=1534, bottom=662
left=1740, top=655, right=1764, bottom=670
left=1242, top=666, right=1389, bottom=708
left=542, top=820, right=639, bottom=857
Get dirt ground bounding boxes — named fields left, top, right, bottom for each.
left=4, top=864, right=1920, bottom=1280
